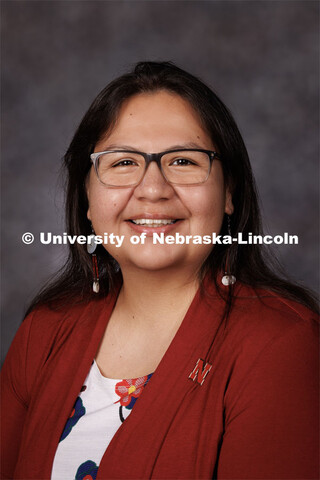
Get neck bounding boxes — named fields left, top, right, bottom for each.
left=117, top=266, right=200, bottom=329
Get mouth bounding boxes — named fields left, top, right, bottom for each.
left=129, top=219, right=179, bottom=227
left=125, top=216, right=183, bottom=235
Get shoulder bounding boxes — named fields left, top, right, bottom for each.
left=203, top=282, right=318, bottom=390
left=203, top=281, right=318, bottom=351
left=1, top=295, right=113, bottom=404
left=226, top=283, right=318, bottom=342
left=215, top=284, right=319, bottom=400
left=19, top=300, right=93, bottom=352
left=22, top=295, right=115, bottom=357
left=22, top=294, right=113, bottom=333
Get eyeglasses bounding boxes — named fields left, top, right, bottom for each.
left=90, top=149, right=221, bottom=187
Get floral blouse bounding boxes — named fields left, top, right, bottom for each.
left=51, top=360, right=153, bottom=480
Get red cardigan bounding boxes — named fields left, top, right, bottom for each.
left=1, top=282, right=319, bottom=479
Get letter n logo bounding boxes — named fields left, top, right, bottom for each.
left=189, top=358, right=212, bottom=385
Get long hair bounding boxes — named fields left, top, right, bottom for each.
left=26, top=61, right=318, bottom=315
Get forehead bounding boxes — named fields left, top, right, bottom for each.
left=95, top=90, right=214, bottom=151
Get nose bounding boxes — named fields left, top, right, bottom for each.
left=133, top=161, right=175, bottom=201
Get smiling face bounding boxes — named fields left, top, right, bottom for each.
left=86, top=90, right=233, bottom=275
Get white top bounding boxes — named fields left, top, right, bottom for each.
left=51, top=360, right=152, bottom=480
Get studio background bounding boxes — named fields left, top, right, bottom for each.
left=1, top=0, right=319, bottom=363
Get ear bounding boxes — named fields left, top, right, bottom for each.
left=224, top=187, right=234, bottom=215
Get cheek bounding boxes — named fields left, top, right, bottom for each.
left=87, top=183, right=131, bottom=230
left=176, top=184, right=226, bottom=226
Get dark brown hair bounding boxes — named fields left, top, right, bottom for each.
left=26, top=61, right=318, bottom=315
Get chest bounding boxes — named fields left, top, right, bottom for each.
left=95, top=311, right=184, bottom=379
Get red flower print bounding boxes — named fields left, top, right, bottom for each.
left=115, top=376, right=149, bottom=407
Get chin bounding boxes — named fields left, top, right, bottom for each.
left=123, top=245, right=187, bottom=272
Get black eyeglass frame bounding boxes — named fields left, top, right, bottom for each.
left=90, top=148, right=221, bottom=187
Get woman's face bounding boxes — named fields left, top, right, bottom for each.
left=87, top=91, right=233, bottom=274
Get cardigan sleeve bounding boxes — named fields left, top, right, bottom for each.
left=217, top=318, right=319, bottom=479
left=0, top=313, right=34, bottom=479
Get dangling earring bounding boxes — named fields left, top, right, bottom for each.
left=87, top=231, right=100, bottom=293
left=221, top=215, right=236, bottom=286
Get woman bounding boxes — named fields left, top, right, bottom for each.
left=1, top=61, right=318, bottom=480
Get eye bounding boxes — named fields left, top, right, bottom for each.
left=170, top=158, right=196, bottom=166
left=111, top=158, right=138, bottom=168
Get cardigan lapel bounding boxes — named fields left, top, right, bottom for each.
left=97, top=282, right=226, bottom=479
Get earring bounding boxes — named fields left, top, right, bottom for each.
left=221, top=216, right=236, bottom=286
left=87, top=231, right=100, bottom=293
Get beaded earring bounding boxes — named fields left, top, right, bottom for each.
left=87, top=231, right=99, bottom=293
left=221, top=216, right=236, bottom=286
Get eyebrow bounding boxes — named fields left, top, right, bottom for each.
left=98, top=142, right=212, bottom=152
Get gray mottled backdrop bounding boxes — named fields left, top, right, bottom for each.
left=1, top=0, right=319, bottom=363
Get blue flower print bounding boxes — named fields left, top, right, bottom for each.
left=60, top=396, right=86, bottom=441
left=75, top=460, right=99, bottom=479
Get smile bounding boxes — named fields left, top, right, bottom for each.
left=130, top=219, right=178, bottom=226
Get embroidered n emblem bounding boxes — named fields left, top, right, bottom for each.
left=189, top=358, right=212, bottom=385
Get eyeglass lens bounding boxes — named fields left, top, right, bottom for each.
left=96, top=151, right=210, bottom=186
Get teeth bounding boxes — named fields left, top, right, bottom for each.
left=132, top=219, right=175, bottom=226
